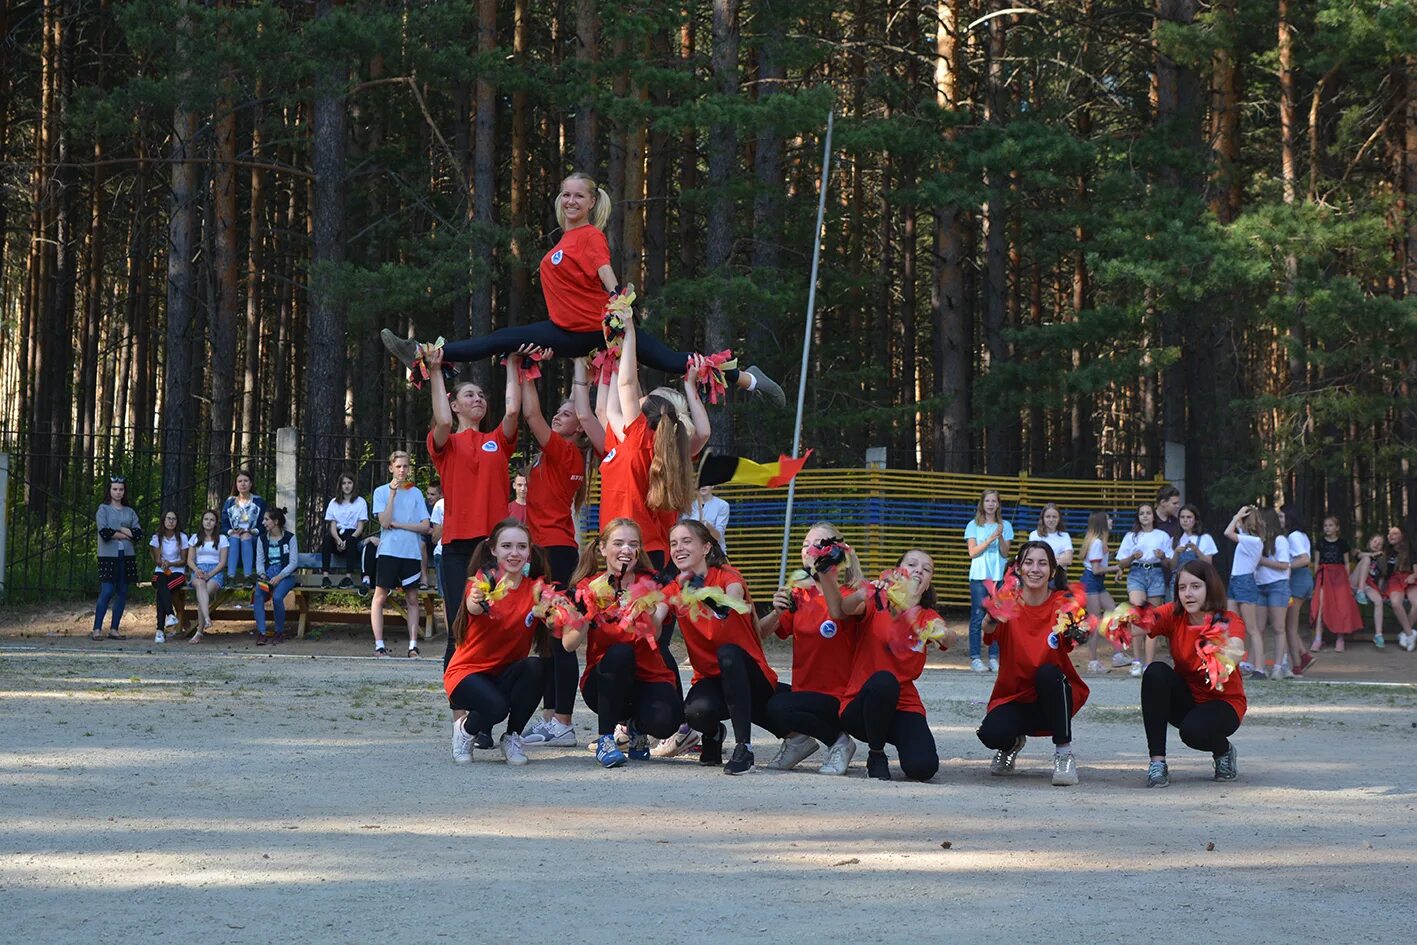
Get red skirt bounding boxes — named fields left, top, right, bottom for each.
left=1386, top=571, right=1416, bottom=596
left=1314, top=564, right=1362, bottom=635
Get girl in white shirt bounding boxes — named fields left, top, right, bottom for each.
left=1281, top=504, right=1315, bottom=675
left=1173, top=504, right=1218, bottom=566
left=321, top=472, right=369, bottom=588
left=1079, top=510, right=1120, bottom=674
left=148, top=511, right=189, bottom=643
left=1224, top=506, right=1289, bottom=679
left=186, top=509, right=229, bottom=643
left=1116, top=503, right=1175, bottom=676
left=1028, top=503, right=1074, bottom=569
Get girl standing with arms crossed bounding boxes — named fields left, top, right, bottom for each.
left=1116, top=503, right=1175, bottom=677
left=186, top=510, right=228, bottom=642
left=1310, top=516, right=1361, bottom=651
left=965, top=490, right=1012, bottom=674
left=1079, top=511, right=1122, bottom=674
left=93, top=477, right=141, bottom=640
left=370, top=451, right=431, bottom=658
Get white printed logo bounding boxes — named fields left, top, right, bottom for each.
left=602, top=448, right=617, bottom=464
left=481, top=441, right=500, bottom=453
left=525, top=612, right=535, bottom=628
left=551, top=250, right=564, bottom=265
left=819, top=620, right=837, bottom=639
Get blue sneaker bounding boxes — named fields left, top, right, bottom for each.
left=627, top=726, right=650, bottom=760
left=595, top=733, right=626, bottom=769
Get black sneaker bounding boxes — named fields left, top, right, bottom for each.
left=724, top=743, right=754, bottom=776
left=699, top=723, right=725, bottom=766
left=321, top=576, right=333, bottom=589
left=866, top=749, right=891, bottom=781
left=338, top=577, right=354, bottom=589
left=474, top=731, right=494, bottom=751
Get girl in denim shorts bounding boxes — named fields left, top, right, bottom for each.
left=1116, top=503, right=1175, bottom=677
left=1079, top=511, right=1121, bottom=675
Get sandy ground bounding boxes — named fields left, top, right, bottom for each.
left=3, top=610, right=1417, bottom=944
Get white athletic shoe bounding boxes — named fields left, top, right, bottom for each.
left=1111, top=651, right=1132, bottom=668
left=1129, top=660, right=1144, bottom=678
left=764, top=733, right=819, bottom=771
left=988, top=657, right=1000, bottom=673
left=1086, top=659, right=1104, bottom=674
left=523, top=718, right=577, bottom=747
left=502, top=732, right=529, bottom=767
left=614, top=723, right=631, bottom=746
left=650, top=724, right=700, bottom=758
left=164, top=613, right=179, bottom=628
left=970, top=658, right=987, bottom=673
left=990, top=736, right=1025, bottom=776
left=153, top=630, right=166, bottom=644
left=1051, top=752, right=1079, bottom=786
left=451, top=720, right=474, bottom=765
left=818, top=736, right=856, bottom=775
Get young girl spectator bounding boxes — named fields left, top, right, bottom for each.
left=561, top=518, right=683, bottom=768
left=321, top=472, right=368, bottom=588
left=1173, top=504, right=1218, bottom=567
left=1224, top=506, right=1268, bottom=678
left=669, top=519, right=786, bottom=775
left=444, top=520, right=549, bottom=767
left=1311, top=516, right=1361, bottom=651
left=1252, top=508, right=1293, bottom=678
left=965, top=489, right=1012, bottom=674
left=1351, top=534, right=1388, bottom=650
left=93, top=477, right=141, bottom=640
left=1027, top=502, right=1073, bottom=586
left=1386, top=525, right=1417, bottom=652
left=148, top=510, right=189, bottom=643
left=251, top=507, right=298, bottom=645
left=520, top=358, right=605, bottom=749
left=1116, top=503, right=1175, bottom=677
left=186, top=509, right=228, bottom=643
left=221, top=470, right=265, bottom=585
left=762, top=523, right=866, bottom=776
left=1141, top=560, right=1246, bottom=787
left=1079, top=511, right=1122, bottom=674
left=1281, top=505, right=1315, bottom=674
left=833, top=548, right=952, bottom=782
left=978, top=542, right=1089, bottom=786
left=370, top=451, right=431, bottom=658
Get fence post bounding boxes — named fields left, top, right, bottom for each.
left=0, top=452, right=8, bottom=602
left=276, top=428, right=299, bottom=526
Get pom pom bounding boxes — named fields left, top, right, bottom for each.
left=1051, top=584, right=1096, bottom=648
left=677, top=580, right=752, bottom=622
left=589, top=348, right=619, bottom=386
left=533, top=583, right=588, bottom=640
left=1097, top=602, right=1155, bottom=650
left=689, top=349, right=738, bottom=405
left=887, top=608, right=952, bottom=656
left=501, top=347, right=549, bottom=383
left=805, top=538, right=850, bottom=577
left=584, top=573, right=618, bottom=614
left=468, top=568, right=515, bottom=611
left=405, top=335, right=447, bottom=390
left=982, top=571, right=1023, bottom=623
left=601, top=285, right=638, bottom=356
left=1195, top=614, right=1245, bottom=692
left=614, top=574, right=666, bottom=646
left=878, top=568, right=923, bottom=615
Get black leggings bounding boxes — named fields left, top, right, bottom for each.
left=1141, top=661, right=1240, bottom=758
left=683, top=644, right=787, bottom=744
left=580, top=643, right=685, bottom=738
left=839, top=671, right=940, bottom=782
left=976, top=664, right=1076, bottom=749
left=448, top=657, right=545, bottom=739
left=321, top=529, right=362, bottom=576
left=441, top=319, right=741, bottom=383
left=541, top=545, right=582, bottom=715
left=153, top=574, right=186, bottom=630
left=765, top=689, right=843, bottom=745
left=440, top=537, right=484, bottom=670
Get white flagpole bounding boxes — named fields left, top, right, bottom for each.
left=778, top=111, right=834, bottom=587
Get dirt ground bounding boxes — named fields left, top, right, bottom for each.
left=3, top=604, right=1416, bottom=944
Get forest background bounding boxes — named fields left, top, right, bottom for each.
left=2, top=0, right=1416, bottom=544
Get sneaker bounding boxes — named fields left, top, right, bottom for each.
left=524, top=718, right=553, bottom=739
left=764, top=733, right=819, bottom=771
left=164, top=613, right=179, bottom=628
left=1111, top=651, right=1132, bottom=668
left=1213, top=743, right=1238, bottom=781
left=1374, top=634, right=1385, bottom=649
left=744, top=365, right=786, bottom=407
left=1086, top=659, right=1104, bottom=674
left=989, top=736, right=1026, bottom=776
left=452, top=719, right=474, bottom=764
left=473, top=731, right=493, bottom=750
left=1129, top=660, right=1143, bottom=678
left=627, top=727, right=651, bottom=761
left=970, top=658, right=986, bottom=673
left=650, top=725, right=700, bottom=758
left=988, top=657, right=1000, bottom=673
left=595, top=733, right=626, bottom=768
left=614, top=722, right=631, bottom=746
left=866, top=749, right=891, bottom=781
left=380, top=328, right=423, bottom=370
left=338, top=576, right=355, bottom=589
left=502, top=732, right=529, bottom=766
left=1146, top=759, right=1170, bottom=788
left=1295, top=652, right=1316, bottom=675
left=321, top=576, right=333, bottom=589
left=524, top=719, right=577, bottom=747
left=699, top=724, right=726, bottom=766
left=154, top=629, right=166, bottom=644
left=1247, top=668, right=1267, bottom=680
left=1404, top=631, right=1417, bottom=653
left=1051, top=752, right=1079, bottom=786
left=724, top=743, right=755, bottom=775
left=818, top=737, right=856, bottom=776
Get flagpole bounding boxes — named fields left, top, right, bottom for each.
left=778, top=111, right=834, bottom=587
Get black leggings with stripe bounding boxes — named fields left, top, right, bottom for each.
left=976, top=664, right=1076, bottom=749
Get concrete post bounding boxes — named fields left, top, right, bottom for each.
left=0, top=453, right=9, bottom=602
left=276, top=428, right=299, bottom=525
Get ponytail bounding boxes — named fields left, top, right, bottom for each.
left=645, top=394, right=695, bottom=514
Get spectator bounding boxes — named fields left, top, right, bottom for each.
left=186, top=509, right=228, bottom=643
left=321, top=472, right=368, bottom=588
left=222, top=470, right=266, bottom=586
left=507, top=471, right=529, bottom=523
left=425, top=480, right=443, bottom=591
left=252, top=506, right=299, bottom=644
left=1027, top=502, right=1073, bottom=586
left=371, top=450, right=431, bottom=658
left=1153, top=485, right=1183, bottom=601
left=965, top=489, right=1013, bottom=674
left=93, top=477, right=141, bottom=640
left=685, top=484, right=731, bottom=551
left=148, top=510, right=189, bottom=643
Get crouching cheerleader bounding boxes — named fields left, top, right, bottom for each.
left=976, top=541, right=1092, bottom=786
left=835, top=549, right=955, bottom=782
left=444, top=520, right=550, bottom=767
left=668, top=520, right=787, bottom=775
left=558, top=518, right=684, bottom=768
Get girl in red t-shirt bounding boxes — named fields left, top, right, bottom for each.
left=978, top=542, right=1090, bottom=786
left=760, top=523, right=866, bottom=776
left=835, top=549, right=955, bottom=782
left=668, top=520, right=786, bottom=775
left=444, top=521, right=550, bottom=768
left=380, top=173, right=785, bottom=406
left=1141, top=560, right=1247, bottom=787
left=558, top=518, right=684, bottom=769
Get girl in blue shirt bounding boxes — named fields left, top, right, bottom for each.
left=965, top=489, right=1013, bottom=673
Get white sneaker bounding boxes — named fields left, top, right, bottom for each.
left=970, top=658, right=987, bottom=673
left=818, top=736, right=856, bottom=775
left=154, top=629, right=166, bottom=644
left=1111, top=651, right=1132, bottom=668
left=523, top=718, right=577, bottom=747
left=764, top=733, right=819, bottom=770
left=650, top=724, right=700, bottom=758
left=1086, top=659, right=1104, bottom=674
left=988, top=657, right=999, bottom=673
left=164, top=613, right=179, bottom=628
left=1129, top=660, right=1143, bottom=678
left=614, top=723, right=631, bottom=746
left=523, top=718, right=553, bottom=740
left=1404, top=631, right=1417, bottom=653
left=990, top=736, right=1026, bottom=776
left=451, top=719, right=474, bottom=764
left=502, top=732, right=528, bottom=766
left=1051, top=752, right=1079, bottom=786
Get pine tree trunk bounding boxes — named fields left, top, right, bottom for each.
left=643, top=26, right=672, bottom=297
left=509, top=0, right=531, bottom=324
left=241, top=91, right=265, bottom=464
left=706, top=0, right=738, bottom=449
left=1403, top=56, right=1417, bottom=536
left=574, top=0, right=597, bottom=173
left=622, top=37, right=648, bottom=291
left=982, top=3, right=1015, bottom=474
left=933, top=0, right=971, bottom=472
left=210, top=71, right=239, bottom=507
left=470, top=0, right=496, bottom=388
left=749, top=0, right=783, bottom=367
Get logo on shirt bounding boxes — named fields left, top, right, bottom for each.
left=481, top=441, right=500, bottom=453
left=551, top=250, right=564, bottom=265
left=525, top=612, right=535, bottom=628
left=602, top=448, right=617, bottom=464
left=818, top=619, right=838, bottom=639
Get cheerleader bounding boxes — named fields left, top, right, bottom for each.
left=977, top=542, right=1089, bottom=786
left=1310, top=516, right=1361, bottom=650
left=761, top=523, right=866, bottom=775
left=1078, top=511, right=1123, bottom=674
left=560, top=518, right=684, bottom=768
left=1116, top=503, right=1175, bottom=677
left=669, top=519, right=787, bottom=775
left=1386, top=526, right=1417, bottom=651
left=1351, top=534, right=1388, bottom=649
left=520, top=357, right=605, bottom=748
left=835, top=549, right=954, bottom=782
left=1140, top=561, right=1246, bottom=787
left=1281, top=505, right=1316, bottom=674
left=381, top=173, right=785, bottom=406
left=444, top=520, right=550, bottom=767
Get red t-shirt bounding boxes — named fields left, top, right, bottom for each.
left=443, top=578, right=539, bottom=695
left=775, top=585, right=861, bottom=706
left=541, top=225, right=612, bottom=333
left=426, top=426, right=513, bottom=543
left=671, top=566, right=777, bottom=687
left=598, top=415, right=674, bottom=554
left=527, top=434, right=584, bottom=549
left=1148, top=603, right=1248, bottom=721
left=575, top=576, right=677, bottom=687
left=842, top=594, right=941, bottom=716
left=506, top=500, right=528, bottom=523
left=983, top=590, right=1090, bottom=721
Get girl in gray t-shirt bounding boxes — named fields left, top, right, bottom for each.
left=94, top=477, right=142, bottom=639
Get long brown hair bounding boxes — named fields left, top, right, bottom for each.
left=570, top=517, right=655, bottom=586
left=644, top=390, right=695, bottom=513
left=1081, top=510, right=1110, bottom=564
left=450, top=519, right=550, bottom=656
left=973, top=489, right=1003, bottom=526
left=1256, top=508, right=1283, bottom=556
left=1176, top=559, right=1228, bottom=612
left=669, top=519, right=730, bottom=570
left=194, top=509, right=221, bottom=546
left=448, top=380, right=492, bottom=433
left=1391, top=525, right=1413, bottom=573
